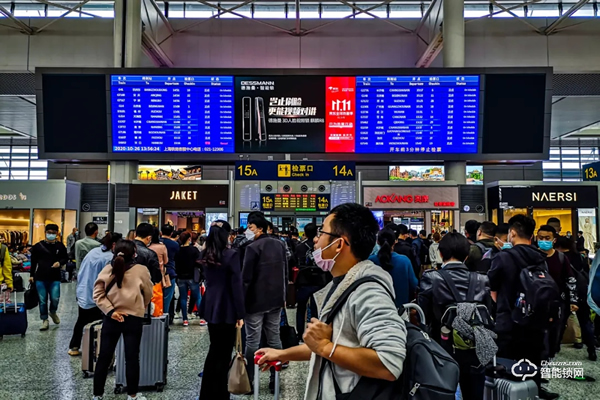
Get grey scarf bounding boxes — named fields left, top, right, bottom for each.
left=452, top=302, right=498, bottom=365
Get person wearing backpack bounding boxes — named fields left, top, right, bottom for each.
left=488, top=215, right=560, bottom=400
left=418, top=233, right=494, bottom=400
left=255, top=203, right=407, bottom=400
left=294, top=223, right=330, bottom=339
left=536, top=225, right=579, bottom=360
left=555, top=236, right=596, bottom=361
left=465, top=221, right=496, bottom=273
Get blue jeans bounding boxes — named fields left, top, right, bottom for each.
left=163, top=284, right=175, bottom=321
left=36, top=280, right=60, bottom=321
left=177, top=279, right=201, bottom=321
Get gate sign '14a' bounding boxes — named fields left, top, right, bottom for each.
left=583, top=161, right=600, bottom=181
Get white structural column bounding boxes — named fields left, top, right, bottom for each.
left=114, top=0, right=142, bottom=68
left=443, top=0, right=467, bottom=185
left=111, top=0, right=142, bottom=232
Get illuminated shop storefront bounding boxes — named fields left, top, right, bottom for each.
left=487, top=181, right=599, bottom=254
left=362, top=182, right=460, bottom=234
left=0, top=180, right=80, bottom=246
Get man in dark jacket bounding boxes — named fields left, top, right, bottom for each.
left=465, top=221, right=497, bottom=272
left=134, top=223, right=162, bottom=284
left=464, top=220, right=481, bottom=244
left=488, top=215, right=559, bottom=400
left=394, top=224, right=419, bottom=278
left=29, top=224, right=68, bottom=331
left=419, top=233, right=492, bottom=400
left=242, top=212, right=287, bottom=388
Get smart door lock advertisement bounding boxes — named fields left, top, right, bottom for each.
left=235, top=76, right=326, bottom=153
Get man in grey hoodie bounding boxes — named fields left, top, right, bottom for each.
left=256, top=203, right=407, bottom=399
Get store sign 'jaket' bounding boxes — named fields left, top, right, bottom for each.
left=170, top=191, right=198, bottom=201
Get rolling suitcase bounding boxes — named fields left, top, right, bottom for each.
left=0, top=288, right=27, bottom=339
left=484, top=357, right=539, bottom=400
left=114, top=314, right=169, bottom=393
left=253, top=354, right=282, bottom=400
left=81, top=320, right=103, bottom=378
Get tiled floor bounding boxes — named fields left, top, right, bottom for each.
left=0, top=280, right=597, bottom=400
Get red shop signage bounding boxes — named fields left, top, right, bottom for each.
left=374, top=194, right=455, bottom=207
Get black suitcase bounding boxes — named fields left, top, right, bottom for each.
left=0, top=289, right=28, bottom=339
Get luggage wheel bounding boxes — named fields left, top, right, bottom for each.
left=114, top=385, right=124, bottom=394
left=156, top=384, right=165, bottom=392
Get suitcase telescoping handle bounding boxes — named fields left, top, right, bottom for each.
left=254, top=354, right=281, bottom=400
left=403, top=302, right=426, bottom=326
left=1, top=285, right=18, bottom=313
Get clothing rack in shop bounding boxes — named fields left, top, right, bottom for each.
left=0, top=231, right=29, bottom=247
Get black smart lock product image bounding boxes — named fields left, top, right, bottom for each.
left=242, top=97, right=252, bottom=141
left=255, top=97, right=267, bottom=141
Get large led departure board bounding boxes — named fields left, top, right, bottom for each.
left=111, top=75, right=234, bottom=153
left=325, top=75, right=480, bottom=154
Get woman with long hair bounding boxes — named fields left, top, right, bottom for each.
left=174, top=231, right=203, bottom=327
left=92, top=240, right=154, bottom=400
left=369, top=228, right=418, bottom=307
left=198, top=220, right=245, bottom=400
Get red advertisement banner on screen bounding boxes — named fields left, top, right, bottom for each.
left=325, top=77, right=356, bottom=153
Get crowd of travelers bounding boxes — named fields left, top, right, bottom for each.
left=3, top=203, right=600, bottom=400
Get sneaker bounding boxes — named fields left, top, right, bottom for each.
left=40, top=320, right=49, bottom=331
left=127, top=394, right=147, bottom=400
left=183, top=320, right=189, bottom=327
left=199, top=319, right=207, bottom=326
left=50, top=312, right=60, bottom=325
left=68, top=347, right=81, bottom=356
left=573, top=342, right=584, bottom=349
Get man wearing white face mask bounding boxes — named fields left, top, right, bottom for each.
left=256, top=203, right=407, bottom=400
left=30, top=223, right=69, bottom=331
left=242, top=211, right=288, bottom=392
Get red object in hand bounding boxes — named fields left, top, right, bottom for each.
left=254, top=354, right=283, bottom=371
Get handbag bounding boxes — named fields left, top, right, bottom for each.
left=24, top=283, right=39, bottom=310
left=280, top=308, right=300, bottom=349
left=561, top=313, right=582, bottom=344
left=228, top=326, right=251, bottom=394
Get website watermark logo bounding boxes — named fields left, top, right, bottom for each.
left=511, top=359, right=538, bottom=381
left=540, top=360, right=584, bottom=379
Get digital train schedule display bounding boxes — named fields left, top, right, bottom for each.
left=111, top=75, right=235, bottom=153
left=325, top=75, right=480, bottom=154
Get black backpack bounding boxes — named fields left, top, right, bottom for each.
left=508, top=253, right=561, bottom=329
left=473, top=242, right=494, bottom=274
left=319, top=277, right=459, bottom=400
left=295, top=240, right=329, bottom=288
left=556, top=251, right=587, bottom=306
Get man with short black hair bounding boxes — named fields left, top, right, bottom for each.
left=256, top=204, right=407, bottom=400
left=577, top=230, right=586, bottom=251
left=464, top=220, right=481, bottom=244
left=75, top=222, right=101, bottom=271
left=394, top=224, right=419, bottom=277
left=546, top=217, right=562, bottom=236
left=488, top=215, right=558, bottom=400
left=465, top=221, right=497, bottom=272
left=242, top=212, right=288, bottom=391
left=29, top=224, right=68, bottom=331
left=161, top=224, right=179, bottom=324
left=134, top=223, right=162, bottom=284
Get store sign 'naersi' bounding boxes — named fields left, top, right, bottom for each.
left=170, top=191, right=198, bottom=201
left=532, top=192, right=577, bottom=202
left=0, top=193, right=27, bottom=201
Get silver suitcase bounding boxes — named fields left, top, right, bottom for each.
left=114, top=315, right=169, bottom=393
left=484, top=357, right=539, bottom=400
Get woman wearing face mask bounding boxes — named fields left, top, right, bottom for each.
left=174, top=232, right=205, bottom=327
left=198, top=220, right=245, bottom=400
left=92, top=239, right=154, bottom=400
